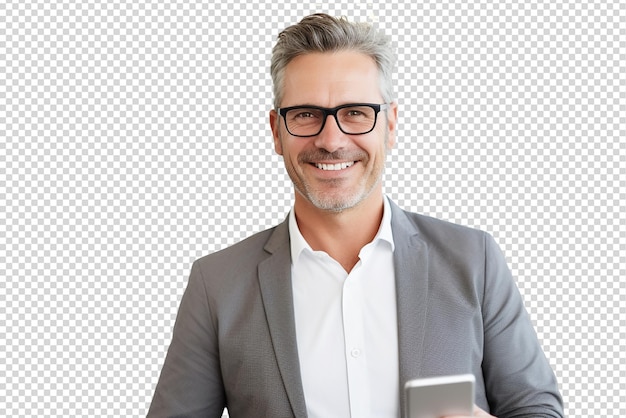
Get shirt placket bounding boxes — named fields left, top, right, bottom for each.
left=342, top=259, right=370, bottom=417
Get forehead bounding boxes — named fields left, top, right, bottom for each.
left=281, top=51, right=382, bottom=107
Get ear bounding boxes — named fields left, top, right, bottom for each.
left=269, top=109, right=283, bottom=155
left=385, top=101, right=398, bottom=149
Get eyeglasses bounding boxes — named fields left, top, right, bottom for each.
left=277, top=103, right=390, bottom=137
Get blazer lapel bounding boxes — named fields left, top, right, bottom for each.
left=390, top=202, right=430, bottom=418
left=258, top=218, right=308, bottom=418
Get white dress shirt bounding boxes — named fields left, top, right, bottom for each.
left=289, top=197, right=399, bottom=418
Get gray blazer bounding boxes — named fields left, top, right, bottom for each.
left=148, top=201, right=563, bottom=418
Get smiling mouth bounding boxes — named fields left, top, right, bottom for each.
left=313, top=161, right=356, bottom=171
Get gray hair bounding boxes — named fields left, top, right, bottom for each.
left=270, top=13, right=395, bottom=109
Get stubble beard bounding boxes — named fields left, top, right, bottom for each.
left=295, top=173, right=382, bottom=213
left=282, top=133, right=390, bottom=213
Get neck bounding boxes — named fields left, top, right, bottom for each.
left=294, top=189, right=385, bottom=272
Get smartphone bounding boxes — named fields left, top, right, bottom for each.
left=404, top=374, right=475, bottom=418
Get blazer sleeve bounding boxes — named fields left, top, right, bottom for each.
left=147, top=260, right=226, bottom=418
left=481, top=233, right=564, bottom=417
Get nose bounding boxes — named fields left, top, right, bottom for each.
left=313, top=114, right=347, bottom=153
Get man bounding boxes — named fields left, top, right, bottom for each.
left=148, top=14, right=563, bottom=418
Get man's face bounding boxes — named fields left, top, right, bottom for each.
left=270, top=51, right=397, bottom=213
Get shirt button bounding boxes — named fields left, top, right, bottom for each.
left=351, top=348, right=361, bottom=358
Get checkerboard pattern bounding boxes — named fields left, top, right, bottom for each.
left=1, top=1, right=624, bottom=416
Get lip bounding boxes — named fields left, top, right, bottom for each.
left=307, top=160, right=359, bottom=178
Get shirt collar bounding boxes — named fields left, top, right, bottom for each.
left=289, top=196, right=395, bottom=264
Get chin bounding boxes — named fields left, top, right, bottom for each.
left=306, top=188, right=373, bottom=213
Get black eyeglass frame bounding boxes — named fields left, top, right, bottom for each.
left=277, top=103, right=390, bottom=137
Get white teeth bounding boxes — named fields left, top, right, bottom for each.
left=315, top=161, right=355, bottom=171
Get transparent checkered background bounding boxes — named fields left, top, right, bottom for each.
left=1, top=0, right=624, bottom=416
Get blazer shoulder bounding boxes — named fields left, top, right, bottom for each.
left=399, top=209, right=489, bottom=242
left=195, top=223, right=281, bottom=268
left=394, top=208, right=502, bottom=264
left=190, top=218, right=290, bottom=291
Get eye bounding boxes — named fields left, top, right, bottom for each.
left=294, top=111, right=316, bottom=119
left=340, top=106, right=373, bottom=120
left=287, top=108, right=322, bottom=122
left=346, top=109, right=366, bottom=117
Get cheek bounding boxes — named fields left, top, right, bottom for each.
left=279, top=138, right=303, bottom=164
left=363, top=136, right=389, bottom=162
